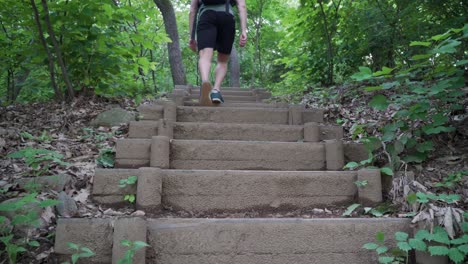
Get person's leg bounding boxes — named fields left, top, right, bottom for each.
left=213, top=52, right=230, bottom=91
left=198, top=48, right=214, bottom=83
left=198, top=48, right=214, bottom=106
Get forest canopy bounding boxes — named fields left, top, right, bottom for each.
left=0, top=0, right=466, bottom=103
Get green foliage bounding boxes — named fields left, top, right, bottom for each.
left=342, top=203, right=360, bottom=217
left=354, top=180, right=368, bottom=187
left=435, top=170, right=468, bottom=189
left=118, top=240, right=150, bottom=264
left=7, top=147, right=69, bottom=176
left=350, top=25, right=466, bottom=172
left=20, top=131, right=52, bottom=142
left=119, top=176, right=138, bottom=204
left=0, top=193, right=60, bottom=263
left=61, top=242, right=95, bottom=264
left=96, top=148, right=115, bottom=168
left=365, top=225, right=468, bottom=264
left=0, top=0, right=170, bottom=103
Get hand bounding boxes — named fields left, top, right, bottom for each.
left=239, top=32, right=247, bottom=47
left=189, top=39, right=197, bottom=52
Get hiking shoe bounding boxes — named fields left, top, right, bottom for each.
left=210, top=90, right=224, bottom=104
left=200, top=82, right=213, bottom=106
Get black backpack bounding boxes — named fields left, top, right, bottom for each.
left=201, top=0, right=236, bottom=6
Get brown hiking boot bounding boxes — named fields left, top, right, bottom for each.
left=200, top=82, right=213, bottom=106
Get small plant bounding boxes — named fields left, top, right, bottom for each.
left=118, top=240, right=150, bottom=264
left=365, top=226, right=468, bottom=264
left=96, top=148, right=115, bottom=168
left=61, top=242, right=95, bottom=264
left=20, top=131, right=52, bottom=142
left=363, top=231, right=410, bottom=264
left=0, top=193, right=60, bottom=263
left=7, top=147, right=69, bottom=176
left=354, top=180, right=368, bottom=187
left=435, top=170, right=468, bottom=189
left=119, top=176, right=138, bottom=203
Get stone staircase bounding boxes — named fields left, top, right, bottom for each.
left=54, top=86, right=410, bottom=263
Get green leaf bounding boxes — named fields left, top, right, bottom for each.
left=380, top=167, right=394, bottom=176
left=376, top=246, right=388, bottom=254
left=431, top=32, right=450, bottom=41
left=363, top=242, right=379, bottom=250
left=428, top=246, right=449, bottom=256
left=450, top=235, right=468, bottom=245
left=120, top=240, right=132, bottom=247
left=369, top=95, right=389, bottom=111
left=455, top=60, right=468, bottom=66
left=457, top=244, right=468, bottom=254
left=342, top=203, right=360, bottom=216
left=364, top=86, right=383, bottom=92
left=373, top=67, right=394, bottom=77
left=376, top=231, right=385, bottom=243
left=406, top=193, right=417, bottom=204
left=352, top=67, right=373, bottom=81
left=382, top=81, right=400, bottom=89
left=412, top=54, right=432, bottom=60
left=422, top=125, right=455, bottom=135
left=432, top=40, right=461, bottom=54
left=397, top=242, right=412, bottom=252
left=28, top=240, right=40, bottom=247
left=39, top=199, right=62, bottom=208
left=409, top=238, right=427, bottom=251
left=448, top=248, right=464, bottom=263
left=132, top=240, right=150, bottom=250
left=395, top=232, right=409, bottom=242
left=79, top=247, right=95, bottom=258
left=462, top=222, right=468, bottom=233
left=415, top=229, right=431, bottom=240
left=354, top=180, right=368, bottom=187
left=67, top=242, right=80, bottom=250
left=416, top=141, right=434, bottom=153
left=410, top=41, right=431, bottom=47
left=343, top=162, right=359, bottom=170
left=378, top=256, right=395, bottom=264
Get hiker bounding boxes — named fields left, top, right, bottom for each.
left=189, top=0, right=248, bottom=106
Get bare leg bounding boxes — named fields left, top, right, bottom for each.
left=198, top=48, right=214, bottom=106
left=213, top=52, right=230, bottom=91
left=198, top=48, right=214, bottom=83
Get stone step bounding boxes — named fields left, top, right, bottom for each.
left=186, top=94, right=258, bottom=102
left=129, top=121, right=343, bottom=142
left=115, top=139, right=348, bottom=171
left=54, top=217, right=411, bottom=264
left=138, top=104, right=323, bottom=125
left=114, top=138, right=367, bottom=170
left=92, top=168, right=383, bottom=211
left=187, top=90, right=254, bottom=96
left=176, top=106, right=323, bottom=124
left=174, top=85, right=262, bottom=93
left=183, top=101, right=285, bottom=108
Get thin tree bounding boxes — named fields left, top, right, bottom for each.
left=153, top=0, right=187, bottom=85
left=40, top=0, right=74, bottom=100
left=30, top=0, right=63, bottom=100
left=230, top=45, right=241, bottom=87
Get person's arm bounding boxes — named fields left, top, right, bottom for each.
left=189, top=0, right=199, bottom=52
left=236, top=0, right=248, bottom=47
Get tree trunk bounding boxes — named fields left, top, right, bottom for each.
left=30, top=0, right=62, bottom=101
left=40, top=0, right=74, bottom=100
left=229, top=46, right=240, bottom=87
left=153, top=0, right=187, bottom=85
left=318, top=0, right=334, bottom=85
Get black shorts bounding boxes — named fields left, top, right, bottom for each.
left=197, top=10, right=235, bottom=54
